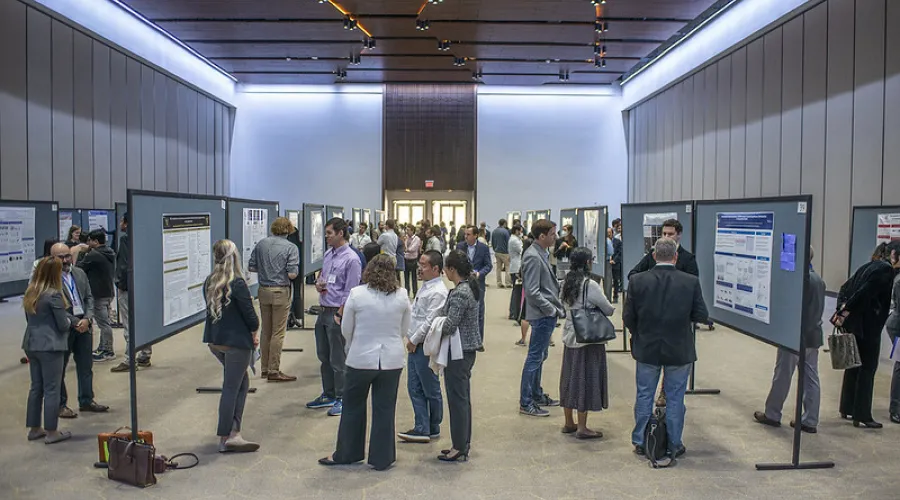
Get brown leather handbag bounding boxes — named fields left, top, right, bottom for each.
left=107, top=437, right=157, bottom=487
left=97, top=426, right=153, bottom=464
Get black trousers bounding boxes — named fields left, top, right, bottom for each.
left=840, top=322, right=883, bottom=422
left=445, top=351, right=477, bottom=453
left=509, top=273, right=523, bottom=319
left=60, top=327, right=94, bottom=409
left=404, top=259, right=419, bottom=296
left=611, top=264, right=622, bottom=298
left=333, top=367, right=402, bottom=470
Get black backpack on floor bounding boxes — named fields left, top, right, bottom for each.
left=644, top=407, right=673, bottom=468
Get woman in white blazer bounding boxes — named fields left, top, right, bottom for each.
left=319, top=255, right=411, bottom=471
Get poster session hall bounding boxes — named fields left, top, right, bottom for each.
left=1, top=0, right=900, bottom=498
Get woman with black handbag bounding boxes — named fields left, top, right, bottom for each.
left=559, top=247, right=615, bottom=439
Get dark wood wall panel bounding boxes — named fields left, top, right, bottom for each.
left=383, top=84, right=477, bottom=192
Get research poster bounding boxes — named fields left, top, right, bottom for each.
left=59, top=211, right=74, bottom=242
left=642, top=212, right=677, bottom=254
left=0, top=207, right=36, bottom=283
left=162, top=214, right=211, bottom=327
left=582, top=209, right=600, bottom=261
left=713, top=211, right=774, bottom=324
left=287, top=211, right=300, bottom=234
left=526, top=213, right=535, bottom=234
left=242, top=208, right=269, bottom=287
left=88, top=210, right=108, bottom=232
left=877, top=213, right=900, bottom=245
left=310, top=210, right=324, bottom=264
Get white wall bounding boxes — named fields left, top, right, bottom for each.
left=477, top=92, right=628, bottom=231
left=230, top=87, right=383, bottom=214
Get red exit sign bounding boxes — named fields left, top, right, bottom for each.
left=425, top=180, right=434, bottom=189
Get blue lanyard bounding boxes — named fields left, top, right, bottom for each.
left=63, top=274, right=79, bottom=305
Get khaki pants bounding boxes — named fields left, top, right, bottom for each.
left=495, top=253, right=511, bottom=286
left=258, top=286, right=291, bottom=373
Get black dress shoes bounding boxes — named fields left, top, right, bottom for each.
left=789, top=420, right=817, bottom=434
left=80, top=401, right=109, bottom=413
left=852, top=420, right=883, bottom=429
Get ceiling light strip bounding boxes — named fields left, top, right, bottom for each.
left=108, top=0, right=237, bottom=82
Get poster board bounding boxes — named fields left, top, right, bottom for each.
left=849, top=205, right=900, bottom=279
left=525, top=211, right=536, bottom=234
left=58, top=209, right=80, bottom=242
left=128, top=190, right=227, bottom=349
left=621, top=201, right=695, bottom=291
left=576, top=206, right=609, bottom=277
left=114, top=202, right=127, bottom=251
left=560, top=208, right=578, bottom=237
left=375, top=210, right=386, bottom=229
left=303, top=203, right=326, bottom=275
left=694, top=196, right=811, bottom=353
left=506, top=211, right=523, bottom=225
left=362, top=209, right=372, bottom=235
left=285, top=209, right=301, bottom=240
left=0, top=199, right=57, bottom=298
left=326, top=205, right=345, bottom=222
left=227, top=198, right=279, bottom=297
left=352, top=208, right=362, bottom=226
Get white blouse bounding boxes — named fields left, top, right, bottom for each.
left=341, top=285, right=412, bottom=370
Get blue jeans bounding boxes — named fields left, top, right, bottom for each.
left=519, top=316, right=555, bottom=407
left=632, top=362, right=691, bottom=453
left=407, top=345, right=443, bottom=435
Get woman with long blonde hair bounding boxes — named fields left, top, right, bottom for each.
left=22, top=257, right=74, bottom=444
left=203, top=239, right=261, bottom=453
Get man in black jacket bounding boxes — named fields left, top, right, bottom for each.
left=110, top=213, right=152, bottom=372
left=624, top=237, right=708, bottom=461
left=78, top=230, right=117, bottom=362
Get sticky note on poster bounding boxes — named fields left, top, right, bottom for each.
left=781, top=233, right=796, bottom=272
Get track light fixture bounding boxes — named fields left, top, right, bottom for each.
left=453, top=57, right=466, bottom=67
left=363, top=38, right=376, bottom=50
left=558, top=69, right=570, bottom=82
left=593, top=43, right=606, bottom=56
left=428, top=0, right=445, bottom=3
left=438, top=40, right=451, bottom=51
left=317, top=0, right=327, bottom=3
left=590, top=0, right=607, bottom=5
left=595, top=20, right=609, bottom=32
left=335, top=68, right=348, bottom=80
left=472, top=69, right=483, bottom=80
left=415, top=19, right=431, bottom=30
left=349, top=53, right=361, bottom=65
left=594, top=57, right=607, bottom=68
left=343, top=15, right=358, bottom=30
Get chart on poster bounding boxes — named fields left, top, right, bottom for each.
left=88, top=210, right=108, bottom=232
left=713, top=211, right=774, bottom=324
left=162, top=214, right=211, bottom=326
left=0, top=207, right=36, bottom=283
left=310, top=210, right=324, bottom=264
left=877, top=213, right=900, bottom=245
left=242, top=208, right=268, bottom=287
left=642, top=212, right=677, bottom=254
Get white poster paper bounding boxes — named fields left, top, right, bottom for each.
left=310, top=210, right=324, bottom=264
left=242, top=208, right=268, bottom=287
left=88, top=210, right=108, bottom=232
left=642, top=212, right=678, bottom=254
left=713, top=212, right=775, bottom=324
left=59, top=211, right=74, bottom=242
left=162, top=214, right=211, bottom=326
left=0, top=207, right=36, bottom=283
left=877, top=213, right=900, bottom=245
left=287, top=211, right=299, bottom=233
left=582, top=209, right=600, bottom=261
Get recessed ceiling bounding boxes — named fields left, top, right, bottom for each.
left=119, top=0, right=725, bottom=85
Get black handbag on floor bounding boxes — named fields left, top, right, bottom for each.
left=571, top=279, right=617, bottom=344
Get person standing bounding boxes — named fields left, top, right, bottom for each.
left=456, top=226, right=492, bottom=350
left=77, top=230, right=117, bottom=363
left=111, top=213, right=151, bottom=372
left=610, top=228, right=623, bottom=304
left=492, top=219, right=512, bottom=289
left=519, top=219, right=565, bottom=417
left=307, top=218, right=362, bottom=416
left=203, top=240, right=261, bottom=453
left=23, top=257, right=74, bottom=444
left=377, top=219, right=399, bottom=261
left=559, top=248, right=615, bottom=439
left=624, top=238, right=708, bottom=460
left=248, top=217, right=300, bottom=383
left=437, top=250, right=481, bottom=462
left=50, top=243, right=109, bottom=418
left=318, top=255, right=410, bottom=471
left=754, top=247, right=825, bottom=433
left=398, top=250, right=449, bottom=443
left=508, top=225, right=524, bottom=321
left=834, top=241, right=899, bottom=428
left=425, top=226, right=442, bottom=253
left=887, top=268, right=900, bottom=424
left=395, top=227, right=407, bottom=283
left=350, top=222, right=371, bottom=251
left=403, top=225, right=422, bottom=297
left=480, top=222, right=491, bottom=246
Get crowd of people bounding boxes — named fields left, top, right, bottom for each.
left=19, top=211, right=900, bottom=472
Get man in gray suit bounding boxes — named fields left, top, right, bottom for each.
left=754, top=247, right=825, bottom=433
left=51, top=243, right=108, bottom=418
left=519, top=219, right=566, bottom=417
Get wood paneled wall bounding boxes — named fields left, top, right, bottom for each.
left=626, top=0, right=900, bottom=289
left=0, top=0, right=233, bottom=209
left=383, top=84, right=476, bottom=192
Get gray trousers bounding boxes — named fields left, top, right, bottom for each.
left=764, top=347, right=820, bottom=427
left=315, top=308, right=346, bottom=399
left=118, top=290, right=151, bottom=361
left=25, top=351, right=65, bottom=431
left=210, top=345, right=251, bottom=437
left=95, top=297, right=114, bottom=352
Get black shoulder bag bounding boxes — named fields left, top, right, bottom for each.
left=571, top=279, right=617, bottom=344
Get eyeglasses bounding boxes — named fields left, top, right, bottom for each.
left=54, top=254, right=72, bottom=261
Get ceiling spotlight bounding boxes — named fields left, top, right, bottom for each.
left=343, top=15, right=357, bottom=30
left=335, top=68, right=348, bottom=80
left=595, top=57, right=607, bottom=68
left=317, top=0, right=327, bottom=3
left=453, top=57, right=466, bottom=67
left=428, top=0, right=445, bottom=3
left=602, top=58, right=607, bottom=67
left=438, top=40, right=451, bottom=51
left=558, top=69, right=569, bottom=82
left=416, top=19, right=431, bottom=30
left=285, top=57, right=292, bottom=61
left=595, top=20, right=609, bottom=32
left=349, top=53, right=361, bottom=66
left=363, top=38, right=376, bottom=50
left=590, top=0, right=606, bottom=5
left=472, top=69, right=483, bottom=80
left=603, top=22, right=609, bottom=32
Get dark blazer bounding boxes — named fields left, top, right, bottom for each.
left=22, top=290, right=73, bottom=352
left=623, top=265, right=709, bottom=366
left=611, top=238, right=623, bottom=267
left=203, top=277, right=260, bottom=350
left=456, top=241, right=493, bottom=286
left=627, top=245, right=699, bottom=279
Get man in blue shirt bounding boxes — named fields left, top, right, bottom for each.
left=491, top=219, right=512, bottom=289
left=456, top=225, right=492, bottom=350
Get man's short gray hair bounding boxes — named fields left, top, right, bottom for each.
left=654, top=237, right=677, bottom=262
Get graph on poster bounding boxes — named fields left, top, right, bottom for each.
left=0, top=207, right=36, bottom=283
left=242, top=208, right=268, bottom=287
left=88, top=210, right=108, bottom=232
left=162, top=214, right=211, bottom=326
left=877, top=213, right=900, bottom=245
left=713, top=212, right=774, bottom=324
